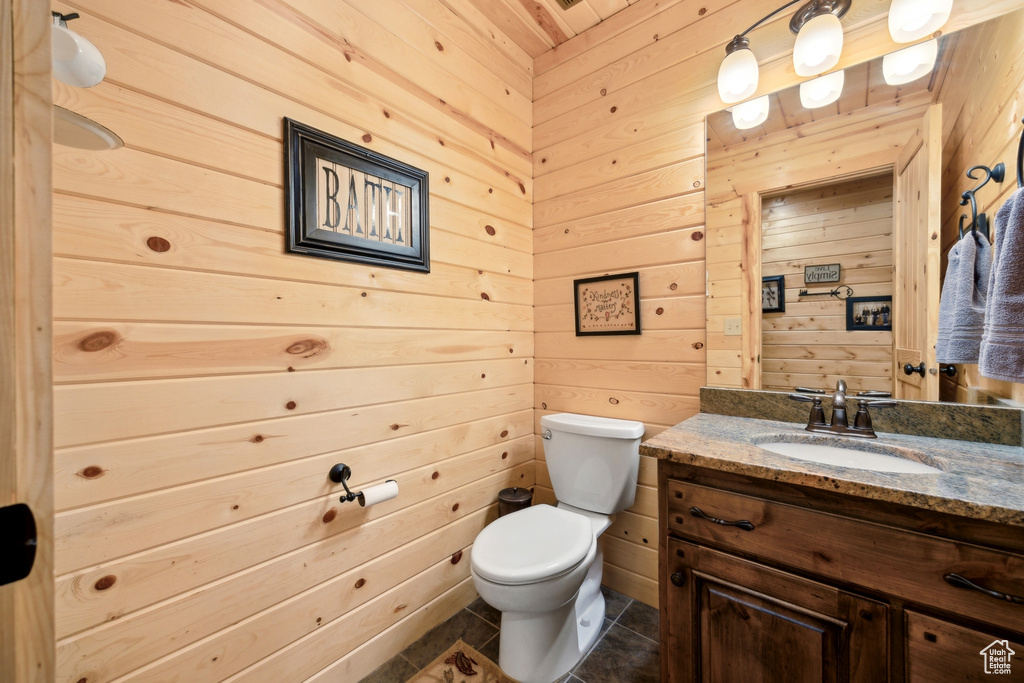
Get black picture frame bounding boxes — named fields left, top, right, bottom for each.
left=573, top=272, right=641, bottom=336
left=285, top=118, right=429, bottom=272
left=846, top=295, right=892, bottom=331
left=761, top=275, right=786, bottom=313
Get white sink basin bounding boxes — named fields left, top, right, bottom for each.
left=757, top=440, right=942, bottom=474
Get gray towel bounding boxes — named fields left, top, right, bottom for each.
left=979, top=188, right=1024, bottom=383
left=936, top=231, right=991, bottom=363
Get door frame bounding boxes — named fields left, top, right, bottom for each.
left=1, top=0, right=54, bottom=680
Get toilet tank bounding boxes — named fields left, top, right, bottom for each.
left=540, top=413, right=645, bottom=515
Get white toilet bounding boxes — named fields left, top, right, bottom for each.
left=470, top=412, right=644, bottom=683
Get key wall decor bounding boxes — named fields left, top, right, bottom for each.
left=285, top=118, right=429, bottom=272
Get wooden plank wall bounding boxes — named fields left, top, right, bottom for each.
left=49, top=1, right=533, bottom=681
left=760, top=175, right=895, bottom=394
left=533, top=0, right=1017, bottom=606
left=936, top=8, right=1024, bottom=404
left=705, top=101, right=927, bottom=391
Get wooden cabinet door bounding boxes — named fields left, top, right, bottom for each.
left=906, top=610, right=1024, bottom=682
left=665, top=538, right=888, bottom=683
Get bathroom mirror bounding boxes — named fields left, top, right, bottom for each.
left=704, top=9, right=1023, bottom=404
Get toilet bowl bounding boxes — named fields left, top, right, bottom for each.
left=471, top=504, right=607, bottom=683
left=470, top=413, right=644, bottom=683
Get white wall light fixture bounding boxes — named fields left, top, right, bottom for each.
left=800, top=70, right=845, bottom=108
left=716, top=0, right=851, bottom=105
left=791, top=0, right=850, bottom=77
left=882, top=39, right=938, bottom=85
left=52, top=11, right=106, bottom=88
left=718, top=36, right=760, bottom=104
left=732, top=96, right=771, bottom=130
left=888, top=0, right=952, bottom=42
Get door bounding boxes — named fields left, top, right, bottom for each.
left=893, top=105, right=942, bottom=400
left=1, top=1, right=54, bottom=681
left=665, top=539, right=888, bottom=683
left=906, top=610, right=1024, bottom=682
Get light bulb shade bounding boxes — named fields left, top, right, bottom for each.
left=718, top=47, right=759, bottom=104
left=732, top=96, right=770, bottom=130
left=52, top=23, right=106, bottom=87
left=800, top=70, right=845, bottom=108
left=882, top=39, right=938, bottom=85
left=888, top=0, right=952, bottom=42
left=793, top=12, right=843, bottom=76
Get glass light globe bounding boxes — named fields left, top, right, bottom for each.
left=793, top=12, right=844, bottom=76
left=800, top=70, right=845, bottom=108
left=718, top=45, right=759, bottom=104
left=882, top=39, right=938, bottom=85
left=52, top=23, right=106, bottom=88
left=888, top=0, right=952, bottom=42
left=732, top=96, right=770, bottom=130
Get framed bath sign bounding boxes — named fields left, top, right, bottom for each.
left=573, top=272, right=641, bottom=336
left=284, top=118, right=429, bottom=272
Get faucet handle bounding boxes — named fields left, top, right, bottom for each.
left=836, top=379, right=848, bottom=393
left=852, top=399, right=895, bottom=433
left=789, top=394, right=827, bottom=427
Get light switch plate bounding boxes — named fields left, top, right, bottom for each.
left=724, top=318, right=741, bottom=336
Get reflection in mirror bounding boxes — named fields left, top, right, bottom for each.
left=704, top=8, right=1024, bottom=405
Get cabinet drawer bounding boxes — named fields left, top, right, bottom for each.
left=906, top=610, right=1024, bottom=682
left=668, top=480, right=1024, bottom=634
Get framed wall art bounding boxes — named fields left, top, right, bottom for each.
left=573, top=272, right=641, bottom=336
left=762, top=275, right=786, bottom=313
left=285, top=118, right=429, bottom=272
left=846, top=295, right=892, bottom=331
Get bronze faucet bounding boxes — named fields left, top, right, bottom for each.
left=789, top=380, right=895, bottom=438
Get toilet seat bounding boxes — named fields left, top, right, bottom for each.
left=472, top=504, right=594, bottom=586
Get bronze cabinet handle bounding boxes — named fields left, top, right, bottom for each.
left=689, top=506, right=755, bottom=532
left=670, top=572, right=685, bottom=587
left=944, top=573, right=1024, bottom=605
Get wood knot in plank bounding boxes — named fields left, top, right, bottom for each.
left=79, top=330, right=119, bottom=352
left=94, top=575, right=117, bottom=591
left=286, top=338, right=329, bottom=358
left=78, top=466, right=104, bottom=479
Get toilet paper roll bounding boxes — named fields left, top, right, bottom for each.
left=357, top=480, right=399, bottom=507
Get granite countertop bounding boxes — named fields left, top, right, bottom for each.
left=641, top=413, right=1024, bottom=527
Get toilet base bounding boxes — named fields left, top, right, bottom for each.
left=497, top=546, right=606, bottom=683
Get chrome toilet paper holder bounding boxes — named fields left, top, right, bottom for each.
left=328, top=463, right=362, bottom=503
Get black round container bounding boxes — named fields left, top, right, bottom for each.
left=497, top=486, right=532, bottom=517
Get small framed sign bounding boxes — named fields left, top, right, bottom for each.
left=846, top=295, right=892, bottom=331
left=762, top=275, right=786, bottom=313
left=285, top=118, right=429, bottom=272
left=804, top=263, right=841, bottom=284
left=574, top=272, right=641, bottom=336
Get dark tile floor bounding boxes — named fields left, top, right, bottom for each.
left=359, top=586, right=659, bottom=683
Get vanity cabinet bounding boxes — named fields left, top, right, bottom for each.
left=660, top=463, right=1024, bottom=682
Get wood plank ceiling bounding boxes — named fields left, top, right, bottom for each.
left=477, top=0, right=639, bottom=56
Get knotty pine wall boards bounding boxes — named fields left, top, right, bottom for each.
left=51, top=1, right=532, bottom=681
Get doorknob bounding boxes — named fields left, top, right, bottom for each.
left=939, top=364, right=958, bottom=377
left=903, top=362, right=926, bottom=377
left=0, top=503, right=37, bottom=586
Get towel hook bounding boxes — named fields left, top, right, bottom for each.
left=1017, top=116, right=1024, bottom=189
left=959, top=162, right=1005, bottom=241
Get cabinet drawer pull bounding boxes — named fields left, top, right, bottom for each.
left=670, top=572, right=685, bottom=587
left=944, top=573, right=1024, bottom=605
left=689, top=506, right=755, bottom=532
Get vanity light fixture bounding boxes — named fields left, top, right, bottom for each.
left=882, top=39, right=938, bottom=85
left=791, top=0, right=850, bottom=76
left=888, top=0, right=952, bottom=42
left=716, top=0, right=850, bottom=105
left=732, top=96, right=771, bottom=130
left=799, top=70, right=845, bottom=108
left=51, top=12, right=106, bottom=88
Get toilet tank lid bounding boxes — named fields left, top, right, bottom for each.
left=540, top=413, right=644, bottom=439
